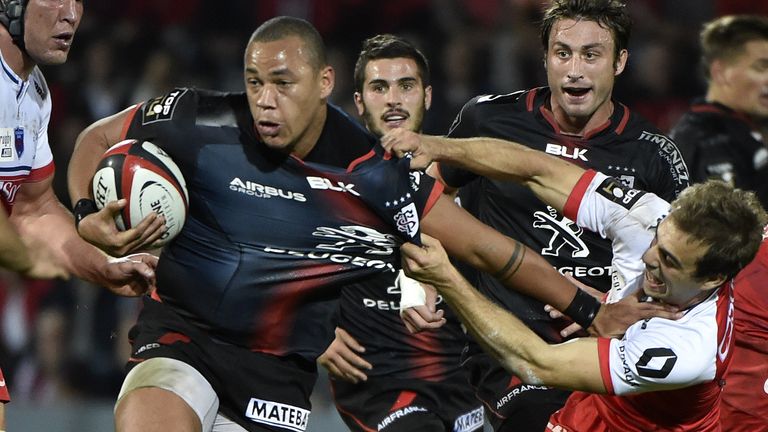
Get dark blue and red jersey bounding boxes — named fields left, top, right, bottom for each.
left=337, top=271, right=468, bottom=381
left=441, top=87, right=689, bottom=343
left=120, top=88, right=442, bottom=361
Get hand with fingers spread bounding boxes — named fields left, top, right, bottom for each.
left=588, top=289, right=684, bottom=338
left=318, top=327, right=373, bottom=383
left=77, top=199, right=167, bottom=256
left=380, top=128, right=439, bottom=170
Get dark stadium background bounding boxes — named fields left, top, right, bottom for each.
left=2, top=1, right=766, bottom=430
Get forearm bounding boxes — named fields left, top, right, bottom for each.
left=423, top=198, right=582, bottom=313
left=0, top=211, right=32, bottom=272
left=425, top=135, right=583, bottom=211
left=11, top=188, right=108, bottom=285
left=435, top=264, right=604, bottom=391
left=437, top=265, right=550, bottom=381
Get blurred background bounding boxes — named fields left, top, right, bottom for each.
left=4, top=0, right=767, bottom=430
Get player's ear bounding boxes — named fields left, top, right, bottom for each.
left=614, top=49, right=628, bottom=76
left=709, top=60, right=727, bottom=86
left=354, top=92, right=365, bottom=116
left=424, top=85, right=432, bottom=111
left=319, top=65, right=335, bottom=100
left=699, top=273, right=727, bottom=291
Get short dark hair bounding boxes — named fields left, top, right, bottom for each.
left=353, top=34, right=430, bottom=93
left=669, top=181, right=767, bottom=280
left=540, top=0, right=631, bottom=61
left=248, top=16, right=327, bottom=71
left=700, top=15, right=768, bottom=80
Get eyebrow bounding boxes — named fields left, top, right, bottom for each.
left=245, top=67, right=292, bottom=77
left=552, top=42, right=607, bottom=51
left=658, top=242, right=683, bottom=268
left=367, top=77, right=418, bottom=86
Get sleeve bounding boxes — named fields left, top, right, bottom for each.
left=438, top=98, right=482, bottom=188
left=564, top=170, right=670, bottom=301
left=121, top=88, right=197, bottom=152
left=27, top=95, right=54, bottom=181
left=353, top=155, right=443, bottom=246
left=600, top=318, right=718, bottom=395
left=647, top=133, right=690, bottom=202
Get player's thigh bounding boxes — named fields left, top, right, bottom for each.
left=116, top=357, right=219, bottom=432
left=116, top=387, right=200, bottom=432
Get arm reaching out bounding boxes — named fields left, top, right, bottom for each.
left=381, top=128, right=583, bottom=211
left=402, top=132, right=683, bottom=335
left=400, top=234, right=606, bottom=393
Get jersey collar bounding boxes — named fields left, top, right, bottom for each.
left=530, top=87, right=631, bottom=140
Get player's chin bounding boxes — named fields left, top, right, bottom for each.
left=37, top=50, right=70, bottom=66
left=261, top=137, right=291, bottom=151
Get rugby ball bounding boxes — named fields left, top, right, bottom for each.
left=91, top=139, right=188, bottom=248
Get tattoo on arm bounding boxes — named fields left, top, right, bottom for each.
left=493, top=241, right=526, bottom=280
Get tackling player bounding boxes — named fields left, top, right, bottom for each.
left=669, top=16, right=768, bottom=429
left=384, top=129, right=766, bottom=431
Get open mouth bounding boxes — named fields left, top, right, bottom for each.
left=563, top=87, right=591, bottom=98
left=382, top=110, right=409, bottom=127
left=53, top=33, right=73, bottom=47
left=644, top=269, right=667, bottom=295
left=256, top=121, right=281, bottom=137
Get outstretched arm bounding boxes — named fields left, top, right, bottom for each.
left=382, top=129, right=584, bottom=212
left=411, top=132, right=682, bottom=336
left=401, top=234, right=605, bottom=393
left=421, top=194, right=584, bottom=318
left=67, top=107, right=165, bottom=256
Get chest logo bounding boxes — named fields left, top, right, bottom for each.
left=313, top=225, right=396, bottom=255
left=545, top=143, right=587, bottom=161
left=533, top=206, right=589, bottom=258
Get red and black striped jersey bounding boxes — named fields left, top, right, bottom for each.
left=121, top=88, right=442, bottom=361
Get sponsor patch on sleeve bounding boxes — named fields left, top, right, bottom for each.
left=142, top=88, right=188, bottom=124
left=596, top=177, right=645, bottom=210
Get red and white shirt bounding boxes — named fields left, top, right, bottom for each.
left=548, top=171, right=734, bottom=431
left=720, top=232, right=768, bottom=431
left=0, top=50, right=55, bottom=214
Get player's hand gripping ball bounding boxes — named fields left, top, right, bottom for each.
left=91, top=139, right=188, bottom=248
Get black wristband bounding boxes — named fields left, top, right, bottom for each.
left=73, top=198, right=98, bottom=229
left=563, top=289, right=602, bottom=329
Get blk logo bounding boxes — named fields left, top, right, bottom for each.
left=545, top=143, right=588, bottom=161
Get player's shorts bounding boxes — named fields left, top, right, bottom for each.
left=124, top=297, right=318, bottom=432
left=463, top=352, right=570, bottom=432
left=330, top=369, right=484, bottom=432
left=0, top=366, right=9, bottom=403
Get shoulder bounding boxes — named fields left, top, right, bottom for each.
left=448, top=88, right=532, bottom=135
left=136, top=87, right=245, bottom=127
left=670, top=104, right=747, bottom=147
left=467, top=89, right=530, bottom=114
